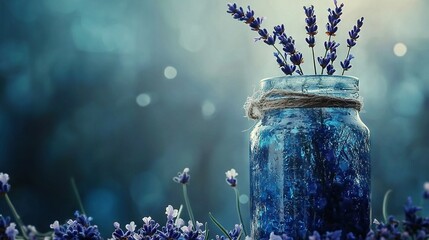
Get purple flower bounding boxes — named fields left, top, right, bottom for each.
left=318, top=56, right=330, bottom=69
left=111, top=222, right=136, bottom=240
left=0, top=215, right=18, bottom=240
left=279, top=35, right=296, bottom=55
left=136, top=216, right=160, bottom=237
left=281, top=64, right=296, bottom=75
left=0, top=172, right=11, bottom=194
left=50, top=212, right=102, bottom=240
left=304, top=5, right=318, bottom=47
left=326, top=64, right=336, bottom=75
left=225, top=169, right=238, bottom=187
left=243, top=7, right=255, bottom=23
left=424, top=182, right=429, bottom=199
left=347, top=17, right=364, bottom=47
left=324, top=40, right=340, bottom=52
left=264, top=35, right=276, bottom=45
left=274, top=24, right=285, bottom=35
left=173, top=168, right=190, bottom=184
left=340, top=54, right=354, bottom=72
left=227, top=224, right=242, bottom=240
left=256, top=29, right=276, bottom=45
left=274, top=52, right=285, bottom=67
left=402, top=197, right=429, bottom=236
left=180, top=221, right=205, bottom=240
left=325, top=1, right=344, bottom=36
left=249, top=17, right=263, bottom=31
left=227, top=3, right=245, bottom=20
left=290, top=52, right=303, bottom=66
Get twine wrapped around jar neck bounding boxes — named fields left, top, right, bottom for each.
left=245, top=89, right=363, bottom=120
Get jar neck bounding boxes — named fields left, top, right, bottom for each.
left=260, top=75, right=359, bottom=99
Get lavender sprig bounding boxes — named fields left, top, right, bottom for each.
left=227, top=4, right=277, bottom=48
left=173, top=168, right=195, bottom=227
left=342, top=17, right=364, bottom=75
left=227, top=4, right=304, bottom=75
left=304, top=5, right=318, bottom=74
left=277, top=34, right=304, bottom=75
left=326, top=0, right=344, bottom=37
left=320, top=0, right=344, bottom=74
left=227, top=1, right=364, bottom=76
left=225, top=169, right=247, bottom=237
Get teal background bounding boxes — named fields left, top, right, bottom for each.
left=1, top=0, right=428, bottom=236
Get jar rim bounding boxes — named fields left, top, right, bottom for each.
left=259, top=75, right=360, bottom=99
left=260, top=75, right=358, bottom=83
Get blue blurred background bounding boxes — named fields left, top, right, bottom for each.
left=1, top=0, right=429, bottom=236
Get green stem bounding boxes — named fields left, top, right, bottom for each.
left=182, top=184, right=195, bottom=226
left=382, top=189, right=392, bottom=223
left=5, top=194, right=29, bottom=240
left=209, top=212, right=232, bottom=240
left=175, top=205, right=184, bottom=226
left=297, top=64, right=304, bottom=75
left=204, top=222, right=209, bottom=240
left=234, top=188, right=247, bottom=237
left=311, top=47, right=317, bottom=75
left=341, top=47, right=352, bottom=75
left=71, top=177, right=86, bottom=215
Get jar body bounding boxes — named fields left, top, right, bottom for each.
left=249, top=76, right=370, bottom=239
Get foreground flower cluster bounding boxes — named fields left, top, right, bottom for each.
left=226, top=1, right=364, bottom=76
left=1, top=171, right=429, bottom=240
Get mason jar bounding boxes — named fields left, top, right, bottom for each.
left=249, top=75, right=370, bottom=239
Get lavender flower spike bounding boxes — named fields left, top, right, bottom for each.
left=304, top=5, right=318, bottom=47
left=0, top=172, right=11, bottom=194
left=326, top=1, right=344, bottom=36
left=226, top=169, right=238, bottom=187
left=304, top=5, right=318, bottom=74
left=347, top=17, right=364, bottom=48
left=341, top=17, right=363, bottom=75
left=173, top=168, right=190, bottom=184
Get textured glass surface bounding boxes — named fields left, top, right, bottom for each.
left=250, top=76, right=370, bottom=239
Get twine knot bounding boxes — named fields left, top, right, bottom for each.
left=245, top=89, right=362, bottom=120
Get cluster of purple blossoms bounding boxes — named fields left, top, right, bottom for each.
left=227, top=1, right=364, bottom=76
left=50, top=211, right=102, bottom=240
left=0, top=172, right=11, bottom=195
left=0, top=215, right=18, bottom=240
left=111, top=205, right=206, bottom=240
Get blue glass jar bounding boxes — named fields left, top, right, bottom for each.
left=249, top=75, right=370, bottom=239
